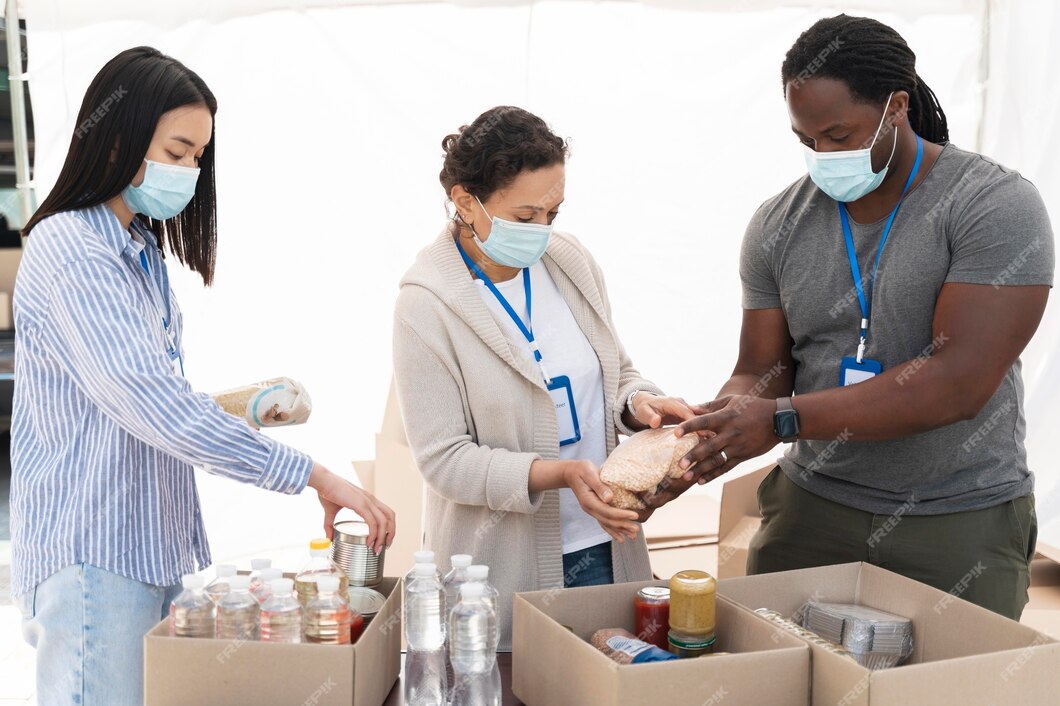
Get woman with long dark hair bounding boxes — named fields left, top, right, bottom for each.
left=650, top=14, right=1053, bottom=620
left=12, top=47, right=395, bottom=705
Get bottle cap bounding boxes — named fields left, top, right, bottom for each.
left=250, top=558, right=272, bottom=570
left=182, top=574, right=204, bottom=590
left=413, top=550, right=435, bottom=564
left=450, top=554, right=473, bottom=569
left=228, top=575, right=251, bottom=591
left=214, top=564, right=237, bottom=578
left=269, top=578, right=294, bottom=594
left=467, top=565, right=489, bottom=581
left=415, top=563, right=437, bottom=577
left=460, top=583, right=485, bottom=601
left=310, top=538, right=332, bottom=551
left=259, top=568, right=283, bottom=582
left=317, top=576, right=341, bottom=593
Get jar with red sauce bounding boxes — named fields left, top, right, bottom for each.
left=634, top=586, right=671, bottom=651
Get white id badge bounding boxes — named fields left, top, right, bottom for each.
left=547, top=375, right=581, bottom=446
left=840, top=356, right=882, bottom=386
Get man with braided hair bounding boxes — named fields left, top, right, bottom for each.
left=657, top=15, right=1053, bottom=620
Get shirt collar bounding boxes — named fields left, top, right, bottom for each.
left=81, top=202, right=160, bottom=258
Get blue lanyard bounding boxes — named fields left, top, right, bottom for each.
left=839, top=134, right=923, bottom=361
left=138, top=248, right=183, bottom=375
left=455, top=239, right=551, bottom=383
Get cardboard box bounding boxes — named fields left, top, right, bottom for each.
left=512, top=579, right=811, bottom=706
left=1022, top=555, right=1060, bottom=640
left=648, top=541, right=719, bottom=580
left=719, top=562, right=1060, bottom=705
left=716, top=465, right=772, bottom=578
left=144, top=577, right=402, bottom=706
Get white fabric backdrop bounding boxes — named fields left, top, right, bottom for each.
left=23, top=0, right=1055, bottom=563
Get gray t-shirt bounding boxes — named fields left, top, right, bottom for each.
left=741, top=143, right=1055, bottom=515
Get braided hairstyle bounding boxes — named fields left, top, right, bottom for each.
left=781, top=14, right=949, bottom=144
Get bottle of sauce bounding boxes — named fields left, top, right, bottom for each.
left=634, top=587, right=671, bottom=651
left=668, top=570, right=717, bottom=658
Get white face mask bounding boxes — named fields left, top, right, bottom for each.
left=469, top=196, right=552, bottom=268
left=803, top=92, right=897, bottom=203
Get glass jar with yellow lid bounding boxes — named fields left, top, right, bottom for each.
left=668, top=569, right=717, bottom=657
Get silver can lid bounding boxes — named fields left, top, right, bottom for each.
left=333, top=520, right=371, bottom=545
left=346, top=587, right=387, bottom=617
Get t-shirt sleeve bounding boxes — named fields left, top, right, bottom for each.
left=740, top=202, right=784, bottom=309
left=945, top=171, right=1055, bottom=287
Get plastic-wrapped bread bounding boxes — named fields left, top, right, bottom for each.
left=210, top=377, right=313, bottom=428
left=591, top=628, right=678, bottom=664
left=600, top=428, right=699, bottom=510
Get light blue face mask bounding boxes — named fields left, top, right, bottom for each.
left=471, top=196, right=552, bottom=268
left=122, top=160, right=201, bottom=220
left=803, top=92, right=897, bottom=203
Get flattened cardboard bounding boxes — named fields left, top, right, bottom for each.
left=719, top=562, right=1060, bottom=706
left=717, top=465, right=772, bottom=578
left=144, top=577, right=402, bottom=706
left=512, top=579, right=810, bottom=706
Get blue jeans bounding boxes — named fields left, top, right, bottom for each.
left=563, top=541, right=614, bottom=588
left=16, top=563, right=182, bottom=706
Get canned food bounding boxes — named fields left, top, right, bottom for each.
left=332, top=520, right=385, bottom=587
left=346, top=586, right=387, bottom=623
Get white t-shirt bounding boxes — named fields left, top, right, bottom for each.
left=476, top=262, right=612, bottom=555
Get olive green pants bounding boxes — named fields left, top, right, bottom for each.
left=747, top=467, right=1037, bottom=620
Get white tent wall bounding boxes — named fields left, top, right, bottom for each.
left=20, top=0, right=1052, bottom=565
left=980, top=0, right=1060, bottom=552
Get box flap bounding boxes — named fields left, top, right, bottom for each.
left=643, top=493, right=719, bottom=543
left=718, top=465, right=772, bottom=539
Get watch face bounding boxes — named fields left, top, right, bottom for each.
left=775, top=411, right=799, bottom=440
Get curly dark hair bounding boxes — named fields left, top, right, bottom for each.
left=781, top=14, right=949, bottom=144
left=439, top=106, right=569, bottom=202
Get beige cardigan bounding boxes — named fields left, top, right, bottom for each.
left=392, top=228, right=663, bottom=650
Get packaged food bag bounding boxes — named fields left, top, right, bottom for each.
left=211, top=377, right=312, bottom=428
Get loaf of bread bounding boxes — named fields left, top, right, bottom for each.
left=600, top=428, right=699, bottom=510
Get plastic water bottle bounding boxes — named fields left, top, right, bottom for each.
left=466, top=565, right=500, bottom=632
left=204, top=564, right=237, bottom=604
left=303, top=575, right=353, bottom=644
left=216, top=575, right=260, bottom=641
left=296, top=539, right=349, bottom=606
left=443, top=555, right=473, bottom=687
left=247, top=558, right=273, bottom=594
left=252, top=568, right=284, bottom=604
left=404, top=563, right=447, bottom=706
left=169, top=574, right=215, bottom=638
left=260, top=578, right=302, bottom=644
left=404, top=550, right=437, bottom=584
left=450, top=583, right=501, bottom=706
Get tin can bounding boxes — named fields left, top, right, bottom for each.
left=332, top=520, right=385, bottom=587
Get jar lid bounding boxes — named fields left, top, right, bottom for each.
left=333, top=521, right=370, bottom=545
left=668, top=631, right=717, bottom=650
left=346, top=587, right=387, bottom=617
left=637, top=586, right=671, bottom=601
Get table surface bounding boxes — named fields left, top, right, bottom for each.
left=382, top=653, right=523, bottom=706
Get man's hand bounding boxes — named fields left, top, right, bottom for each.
left=675, top=395, right=780, bottom=485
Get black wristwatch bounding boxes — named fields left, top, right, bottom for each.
left=773, top=397, right=800, bottom=442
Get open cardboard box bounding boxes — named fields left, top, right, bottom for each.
left=144, top=576, right=402, bottom=706
left=1021, top=551, right=1060, bottom=640
left=512, top=579, right=811, bottom=706
left=719, top=562, right=1060, bottom=705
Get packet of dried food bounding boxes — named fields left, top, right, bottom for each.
left=210, top=377, right=312, bottom=428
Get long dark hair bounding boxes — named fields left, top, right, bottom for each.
left=25, top=46, right=219, bottom=285
left=781, top=15, right=949, bottom=145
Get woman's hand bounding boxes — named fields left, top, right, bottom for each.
left=308, top=463, right=396, bottom=555
left=631, top=394, right=697, bottom=429
left=562, top=460, right=641, bottom=544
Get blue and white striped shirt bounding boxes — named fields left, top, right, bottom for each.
left=10, top=204, right=313, bottom=597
